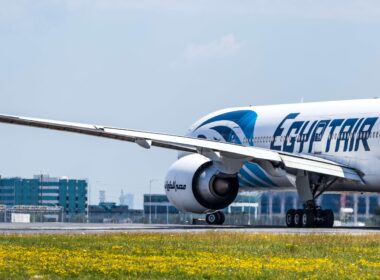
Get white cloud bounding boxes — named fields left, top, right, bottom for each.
left=182, top=34, right=243, bottom=64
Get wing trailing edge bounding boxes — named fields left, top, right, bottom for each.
left=0, top=114, right=363, bottom=182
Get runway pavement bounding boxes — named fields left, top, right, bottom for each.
left=0, top=223, right=378, bottom=234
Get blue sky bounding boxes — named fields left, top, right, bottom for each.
left=0, top=1, right=380, bottom=208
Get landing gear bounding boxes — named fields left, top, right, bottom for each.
left=285, top=171, right=336, bottom=228
left=285, top=206, right=335, bottom=228
left=206, top=211, right=225, bottom=225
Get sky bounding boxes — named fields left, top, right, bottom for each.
left=0, top=0, right=380, bottom=208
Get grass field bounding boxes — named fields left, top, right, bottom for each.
left=0, top=233, right=379, bottom=279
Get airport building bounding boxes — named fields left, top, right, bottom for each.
left=88, top=202, right=143, bottom=223
left=143, top=194, right=180, bottom=216
left=0, top=175, right=88, bottom=222
left=143, top=194, right=182, bottom=224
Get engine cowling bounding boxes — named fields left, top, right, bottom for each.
left=165, top=154, right=239, bottom=213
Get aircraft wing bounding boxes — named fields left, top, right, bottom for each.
left=0, top=114, right=363, bottom=182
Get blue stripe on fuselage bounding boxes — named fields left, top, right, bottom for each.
left=239, top=167, right=269, bottom=189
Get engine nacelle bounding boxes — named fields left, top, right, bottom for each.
left=165, top=154, right=239, bottom=213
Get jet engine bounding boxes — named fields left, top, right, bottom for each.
left=164, top=153, right=239, bottom=213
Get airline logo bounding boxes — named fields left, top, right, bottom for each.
left=165, top=181, right=187, bottom=192
left=194, top=110, right=258, bottom=145
left=270, top=113, right=378, bottom=153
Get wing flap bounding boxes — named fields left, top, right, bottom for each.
left=280, top=154, right=362, bottom=182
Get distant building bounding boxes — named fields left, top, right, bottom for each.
left=99, top=190, right=106, bottom=204
left=119, top=190, right=134, bottom=209
left=143, top=194, right=180, bottom=224
left=0, top=175, right=88, bottom=222
left=143, top=194, right=179, bottom=216
left=88, top=202, right=143, bottom=223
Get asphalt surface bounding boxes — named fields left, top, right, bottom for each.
left=0, top=223, right=378, bottom=234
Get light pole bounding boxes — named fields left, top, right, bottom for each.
left=149, top=179, right=158, bottom=224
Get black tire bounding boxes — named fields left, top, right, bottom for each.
left=206, top=212, right=225, bottom=225
left=286, top=209, right=296, bottom=227
left=294, top=209, right=304, bottom=227
left=302, top=210, right=315, bottom=228
left=322, top=209, right=334, bottom=228
left=206, top=213, right=217, bottom=225
left=216, top=211, right=225, bottom=225
left=314, top=209, right=324, bottom=227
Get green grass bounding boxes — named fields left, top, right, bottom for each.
left=0, top=232, right=379, bottom=279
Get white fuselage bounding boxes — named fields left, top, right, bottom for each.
left=188, top=99, right=380, bottom=192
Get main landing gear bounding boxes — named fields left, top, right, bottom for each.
left=286, top=202, right=334, bottom=228
left=206, top=211, right=225, bottom=225
left=286, top=171, right=336, bottom=228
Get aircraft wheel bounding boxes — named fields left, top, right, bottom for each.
left=216, top=211, right=225, bottom=225
left=322, top=209, right=334, bottom=228
left=286, top=209, right=296, bottom=227
left=314, top=209, right=324, bottom=227
left=302, top=210, right=315, bottom=228
left=206, top=211, right=225, bottom=225
left=206, top=213, right=217, bottom=225
left=294, top=209, right=304, bottom=227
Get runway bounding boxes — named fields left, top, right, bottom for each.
left=0, top=223, right=379, bottom=234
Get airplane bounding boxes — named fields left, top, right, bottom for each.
left=0, top=98, right=379, bottom=228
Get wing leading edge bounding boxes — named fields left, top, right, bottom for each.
left=0, top=114, right=363, bottom=182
